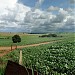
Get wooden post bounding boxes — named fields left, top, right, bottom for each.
left=15, top=45, right=17, bottom=49
left=11, top=45, right=12, bottom=51
left=19, top=50, right=22, bottom=65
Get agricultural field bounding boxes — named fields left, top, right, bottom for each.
left=0, top=32, right=74, bottom=46
left=0, top=32, right=75, bottom=75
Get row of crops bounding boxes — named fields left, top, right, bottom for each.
left=0, top=37, right=75, bottom=75
left=21, top=39, right=75, bottom=75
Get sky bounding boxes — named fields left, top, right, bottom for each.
left=0, top=0, right=75, bottom=33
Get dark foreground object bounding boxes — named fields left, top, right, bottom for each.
left=4, top=60, right=38, bottom=75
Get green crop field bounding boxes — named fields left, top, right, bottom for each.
left=0, top=32, right=74, bottom=46
left=0, top=32, right=75, bottom=75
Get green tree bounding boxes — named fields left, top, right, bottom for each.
left=12, top=35, right=21, bottom=43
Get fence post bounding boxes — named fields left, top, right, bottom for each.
left=11, top=45, right=12, bottom=51
left=15, top=45, right=17, bottom=49
left=19, top=50, right=22, bottom=65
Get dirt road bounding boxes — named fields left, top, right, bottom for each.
left=0, top=40, right=62, bottom=57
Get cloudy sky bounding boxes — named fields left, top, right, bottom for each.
left=0, top=0, right=75, bottom=33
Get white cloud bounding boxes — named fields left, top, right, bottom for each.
left=0, top=0, right=31, bottom=29
left=47, top=6, right=59, bottom=11
left=21, top=8, right=73, bottom=33
left=0, top=0, right=74, bottom=32
left=35, top=0, right=44, bottom=8
left=0, top=0, right=18, bottom=9
left=32, top=0, right=44, bottom=11
left=59, top=8, right=68, bottom=15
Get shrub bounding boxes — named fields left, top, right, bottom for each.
left=48, top=34, right=57, bottom=37
left=39, top=34, right=57, bottom=37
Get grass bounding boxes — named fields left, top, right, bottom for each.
left=0, top=32, right=74, bottom=46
